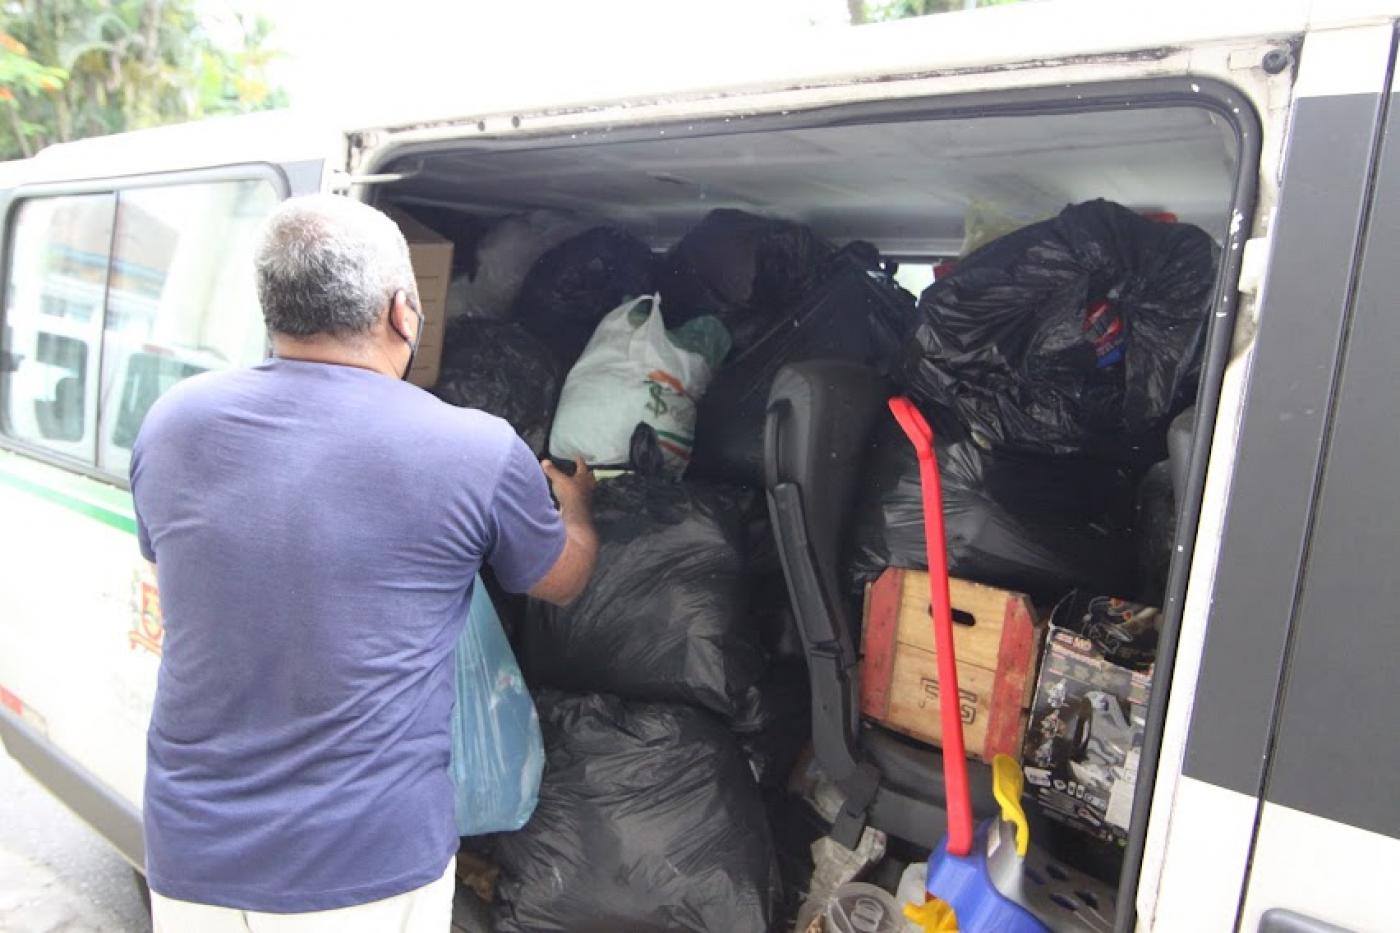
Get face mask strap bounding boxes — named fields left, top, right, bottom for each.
left=393, top=291, right=422, bottom=381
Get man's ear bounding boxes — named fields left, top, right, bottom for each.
left=388, top=290, right=415, bottom=342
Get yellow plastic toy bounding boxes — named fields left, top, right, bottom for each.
left=904, top=894, right=959, bottom=932
left=991, top=754, right=1030, bottom=858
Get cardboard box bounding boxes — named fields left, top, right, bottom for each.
left=1020, top=594, right=1157, bottom=846
left=387, top=208, right=453, bottom=389
left=860, top=568, right=1043, bottom=763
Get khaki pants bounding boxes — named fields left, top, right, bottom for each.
left=150, top=862, right=455, bottom=933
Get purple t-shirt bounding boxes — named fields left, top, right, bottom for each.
left=129, top=358, right=565, bottom=912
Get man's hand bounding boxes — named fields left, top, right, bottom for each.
left=529, top=458, right=599, bottom=607
left=541, top=457, right=596, bottom=513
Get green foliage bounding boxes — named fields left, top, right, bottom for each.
left=861, top=0, right=1023, bottom=22
left=0, top=1, right=287, bottom=161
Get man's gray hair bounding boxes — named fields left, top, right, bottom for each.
left=255, top=195, right=418, bottom=338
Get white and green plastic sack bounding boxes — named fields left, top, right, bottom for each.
left=549, top=294, right=729, bottom=476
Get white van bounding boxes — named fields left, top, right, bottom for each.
left=3, top=3, right=1399, bottom=930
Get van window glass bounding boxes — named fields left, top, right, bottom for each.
left=97, top=179, right=279, bottom=474
left=0, top=194, right=116, bottom=463
left=893, top=262, right=935, bottom=296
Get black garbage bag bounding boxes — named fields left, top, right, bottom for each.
left=749, top=573, right=804, bottom=662
left=763, top=788, right=829, bottom=933
left=657, top=208, right=835, bottom=354
left=626, top=422, right=668, bottom=476
left=897, top=199, right=1218, bottom=463
left=521, top=474, right=765, bottom=718
left=847, top=411, right=1136, bottom=605
left=687, top=256, right=914, bottom=486
left=1134, top=461, right=1177, bottom=606
left=730, top=661, right=811, bottom=788
left=514, top=225, right=655, bottom=367
left=494, top=692, right=780, bottom=933
left=431, top=318, right=560, bottom=455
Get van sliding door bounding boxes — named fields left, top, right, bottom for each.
left=1238, top=26, right=1400, bottom=933
left=1146, top=21, right=1400, bottom=933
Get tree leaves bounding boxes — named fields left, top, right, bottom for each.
left=856, top=0, right=1025, bottom=21
left=0, top=0, right=287, bottom=161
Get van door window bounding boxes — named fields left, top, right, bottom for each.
left=96, top=179, right=279, bottom=474
left=0, top=194, right=116, bottom=462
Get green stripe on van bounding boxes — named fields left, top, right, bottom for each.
left=0, top=451, right=136, bottom=536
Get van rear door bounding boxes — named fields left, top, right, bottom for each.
left=342, top=11, right=1302, bottom=932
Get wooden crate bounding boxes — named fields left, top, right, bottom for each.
left=860, top=568, right=1042, bottom=763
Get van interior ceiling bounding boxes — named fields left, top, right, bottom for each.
left=368, top=99, right=1242, bottom=932
left=376, top=104, right=1238, bottom=256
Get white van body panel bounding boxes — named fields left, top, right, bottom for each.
left=11, top=110, right=338, bottom=187
left=1147, top=777, right=1260, bottom=931
left=0, top=450, right=153, bottom=816
left=1242, top=803, right=1400, bottom=931
left=328, top=0, right=1317, bottom=134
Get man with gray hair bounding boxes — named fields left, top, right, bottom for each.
left=129, top=194, right=597, bottom=931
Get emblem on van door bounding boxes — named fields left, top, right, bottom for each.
left=129, top=565, right=164, bottom=657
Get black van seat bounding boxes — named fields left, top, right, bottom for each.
left=764, top=359, right=996, bottom=849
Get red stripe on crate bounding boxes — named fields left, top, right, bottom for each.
left=860, top=568, right=903, bottom=720
left=985, top=597, right=1037, bottom=760
left=0, top=685, right=22, bottom=716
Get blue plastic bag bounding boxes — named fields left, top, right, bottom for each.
left=450, top=579, right=544, bottom=836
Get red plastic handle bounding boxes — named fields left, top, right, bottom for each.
left=888, top=397, right=974, bottom=858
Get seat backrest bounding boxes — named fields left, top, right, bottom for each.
left=764, top=360, right=888, bottom=656
left=36, top=375, right=83, bottom=442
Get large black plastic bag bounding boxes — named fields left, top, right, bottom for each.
left=494, top=691, right=780, bottom=933
left=1134, top=461, right=1177, bottom=606
left=686, top=256, right=914, bottom=486
left=514, top=226, right=655, bottom=367
left=657, top=208, right=834, bottom=354
left=846, top=412, right=1136, bottom=605
left=764, top=789, right=830, bottom=933
left=431, top=318, right=560, bottom=454
left=521, top=474, right=765, bottom=718
left=730, top=661, right=811, bottom=787
left=897, top=199, right=1218, bottom=462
